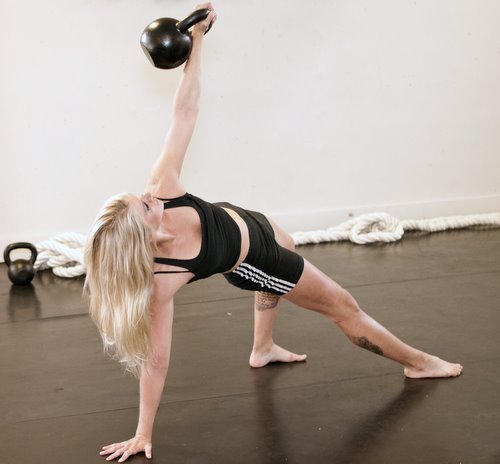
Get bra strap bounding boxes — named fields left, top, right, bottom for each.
left=154, top=256, right=197, bottom=267
left=160, top=194, right=191, bottom=210
left=154, top=270, right=192, bottom=275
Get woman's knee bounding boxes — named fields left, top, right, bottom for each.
left=311, top=285, right=361, bottom=323
left=286, top=261, right=361, bottom=322
left=333, top=288, right=362, bottom=323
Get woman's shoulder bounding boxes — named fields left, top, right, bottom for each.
left=152, top=270, right=191, bottom=300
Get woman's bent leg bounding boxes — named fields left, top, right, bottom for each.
left=284, top=259, right=463, bottom=378
left=250, top=291, right=307, bottom=368
left=249, top=217, right=307, bottom=368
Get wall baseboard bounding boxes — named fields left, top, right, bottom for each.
left=1, top=194, right=499, bottom=263
left=269, top=194, right=500, bottom=233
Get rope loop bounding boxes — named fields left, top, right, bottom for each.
left=348, top=213, right=404, bottom=244
left=35, top=232, right=87, bottom=278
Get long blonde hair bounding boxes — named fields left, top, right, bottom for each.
left=84, top=193, right=155, bottom=377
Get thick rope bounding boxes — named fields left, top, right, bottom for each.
left=291, top=212, right=500, bottom=245
left=35, top=232, right=87, bottom=278
left=34, top=212, right=500, bottom=278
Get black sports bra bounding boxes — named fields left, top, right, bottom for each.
left=153, top=193, right=242, bottom=283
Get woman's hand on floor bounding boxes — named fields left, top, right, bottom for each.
left=99, top=434, right=152, bottom=462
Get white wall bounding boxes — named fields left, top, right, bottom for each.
left=2, top=0, right=500, bottom=257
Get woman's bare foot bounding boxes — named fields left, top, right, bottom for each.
left=249, top=343, right=307, bottom=368
left=404, top=354, right=463, bottom=379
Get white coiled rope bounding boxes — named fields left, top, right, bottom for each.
left=35, top=232, right=87, bottom=278
left=34, top=212, right=500, bottom=278
left=292, top=212, right=500, bottom=245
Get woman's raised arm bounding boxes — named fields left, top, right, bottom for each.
left=147, top=3, right=216, bottom=199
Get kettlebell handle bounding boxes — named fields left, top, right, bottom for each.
left=177, top=8, right=212, bottom=34
left=3, top=242, right=38, bottom=266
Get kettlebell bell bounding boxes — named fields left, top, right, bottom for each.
left=3, top=242, right=38, bottom=285
left=140, top=8, right=212, bottom=69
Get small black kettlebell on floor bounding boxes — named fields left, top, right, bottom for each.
left=3, top=242, right=38, bottom=285
left=140, top=8, right=212, bottom=69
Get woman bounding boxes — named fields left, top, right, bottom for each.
left=85, top=4, right=462, bottom=462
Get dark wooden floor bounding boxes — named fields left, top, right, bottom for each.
left=1, top=228, right=500, bottom=464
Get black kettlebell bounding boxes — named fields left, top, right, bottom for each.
left=140, top=8, right=212, bottom=69
left=3, top=242, right=38, bottom=285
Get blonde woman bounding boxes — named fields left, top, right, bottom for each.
left=85, top=4, right=462, bottom=461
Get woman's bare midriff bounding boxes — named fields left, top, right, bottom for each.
left=220, top=207, right=250, bottom=273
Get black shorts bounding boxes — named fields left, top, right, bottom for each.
left=215, top=203, right=305, bottom=296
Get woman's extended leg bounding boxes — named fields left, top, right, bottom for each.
left=249, top=291, right=307, bottom=368
left=285, top=259, right=463, bottom=378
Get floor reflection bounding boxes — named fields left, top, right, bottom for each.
left=250, top=363, right=299, bottom=463
left=251, top=365, right=441, bottom=463
left=330, top=378, right=441, bottom=463
left=1, top=269, right=86, bottom=322
left=7, top=284, right=41, bottom=322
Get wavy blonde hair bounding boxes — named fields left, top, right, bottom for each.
left=84, top=193, right=156, bottom=377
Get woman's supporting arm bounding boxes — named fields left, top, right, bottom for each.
left=99, top=295, right=175, bottom=462
left=135, top=297, right=174, bottom=440
left=147, top=4, right=216, bottom=198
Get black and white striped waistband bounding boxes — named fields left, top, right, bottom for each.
left=230, top=262, right=296, bottom=295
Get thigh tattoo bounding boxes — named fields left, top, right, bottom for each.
left=256, top=291, right=280, bottom=311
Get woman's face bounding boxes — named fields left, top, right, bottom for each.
left=129, top=192, right=163, bottom=233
